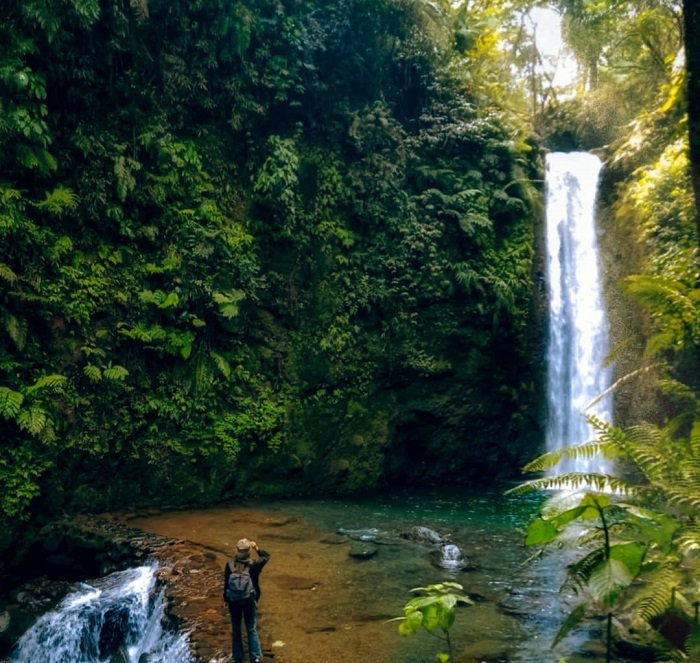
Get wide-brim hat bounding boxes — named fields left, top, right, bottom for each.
left=235, top=538, right=252, bottom=559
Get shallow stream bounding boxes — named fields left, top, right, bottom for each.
left=129, top=485, right=638, bottom=663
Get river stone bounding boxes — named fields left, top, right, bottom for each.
left=337, top=527, right=380, bottom=541
left=348, top=544, right=378, bottom=559
left=399, top=526, right=442, bottom=545
left=319, top=533, right=349, bottom=545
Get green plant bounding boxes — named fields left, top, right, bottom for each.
left=508, top=411, right=700, bottom=661
left=389, top=581, right=473, bottom=662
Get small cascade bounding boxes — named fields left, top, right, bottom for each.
left=10, top=565, right=191, bottom=663
left=438, top=544, right=465, bottom=571
left=544, top=152, right=613, bottom=475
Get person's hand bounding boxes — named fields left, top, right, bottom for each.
left=251, top=541, right=258, bottom=551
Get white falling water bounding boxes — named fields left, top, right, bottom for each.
left=10, top=565, right=192, bottom=663
left=545, top=152, right=613, bottom=475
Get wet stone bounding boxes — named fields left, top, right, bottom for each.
left=348, top=544, right=378, bottom=559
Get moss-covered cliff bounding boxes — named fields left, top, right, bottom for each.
left=0, top=0, right=545, bottom=555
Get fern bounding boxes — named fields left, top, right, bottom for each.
left=0, top=262, right=18, bottom=284
left=505, top=473, right=638, bottom=496
left=628, top=565, right=682, bottom=623
left=25, top=374, right=67, bottom=395
left=17, top=406, right=48, bottom=436
left=210, top=351, right=231, bottom=379
left=0, top=387, right=24, bottom=419
left=103, top=365, right=129, bottom=382
left=5, top=313, right=27, bottom=351
left=34, top=186, right=79, bottom=214
left=213, top=290, right=245, bottom=319
left=83, top=364, right=102, bottom=382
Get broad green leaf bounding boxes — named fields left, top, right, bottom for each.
left=609, top=542, right=646, bottom=579
left=589, top=559, right=634, bottom=607
left=525, top=517, right=559, bottom=546
left=553, top=603, right=586, bottom=647
left=437, top=604, right=455, bottom=631
left=422, top=603, right=439, bottom=630
left=398, top=609, right=423, bottom=635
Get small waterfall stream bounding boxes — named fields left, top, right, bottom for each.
left=9, top=565, right=191, bottom=663
left=544, top=152, right=613, bottom=474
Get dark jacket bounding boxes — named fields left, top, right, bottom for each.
left=224, top=549, right=270, bottom=603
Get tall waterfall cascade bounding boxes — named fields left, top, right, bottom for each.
left=544, top=152, right=613, bottom=475
left=10, top=565, right=192, bottom=663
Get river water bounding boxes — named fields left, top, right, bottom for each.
left=128, top=485, right=637, bottom=663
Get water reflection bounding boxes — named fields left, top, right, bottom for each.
left=253, top=485, right=634, bottom=663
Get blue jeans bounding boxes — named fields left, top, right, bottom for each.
left=228, top=599, right=262, bottom=662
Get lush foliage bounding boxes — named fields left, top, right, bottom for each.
left=390, top=581, right=473, bottom=662
left=0, top=0, right=542, bottom=548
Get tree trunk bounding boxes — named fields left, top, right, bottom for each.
left=683, top=0, right=700, bottom=244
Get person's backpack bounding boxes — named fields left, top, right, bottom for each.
left=225, top=562, right=256, bottom=605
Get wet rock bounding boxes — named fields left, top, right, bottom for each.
left=319, top=534, right=349, bottom=545
left=337, top=527, right=380, bottom=542
left=99, top=606, right=130, bottom=658
left=348, top=544, right=378, bottom=559
left=400, top=526, right=442, bottom=545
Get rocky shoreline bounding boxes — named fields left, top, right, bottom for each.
left=0, top=512, right=278, bottom=663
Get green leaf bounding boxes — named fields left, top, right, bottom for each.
left=437, top=604, right=455, bottom=631
left=84, top=364, right=102, bottom=382
left=5, top=313, right=27, bottom=351
left=524, top=517, right=559, bottom=546
left=589, top=558, right=634, bottom=607
left=553, top=603, right=586, bottom=647
left=422, top=604, right=439, bottom=630
left=103, top=365, right=129, bottom=382
left=17, top=406, right=48, bottom=436
left=25, top=374, right=67, bottom=395
left=609, top=542, right=646, bottom=580
left=398, top=610, right=423, bottom=635
left=0, top=387, right=24, bottom=419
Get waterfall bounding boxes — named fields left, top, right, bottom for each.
left=544, top=152, right=613, bottom=475
left=9, top=565, right=192, bottom=663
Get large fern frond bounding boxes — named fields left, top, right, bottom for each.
left=34, top=186, right=79, bottom=215
left=505, top=474, right=639, bottom=496
left=521, top=440, right=616, bottom=474
left=0, top=387, right=24, bottom=419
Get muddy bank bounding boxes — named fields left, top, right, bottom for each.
left=1, top=503, right=392, bottom=663
left=126, top=504, right=398, bottom=663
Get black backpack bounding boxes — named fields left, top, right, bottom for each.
left=226, top=562, right=256, bottom=605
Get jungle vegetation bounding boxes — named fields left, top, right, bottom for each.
left=0, top=0, right=697, bottom=595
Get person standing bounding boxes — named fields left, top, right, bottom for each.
left=223, top=538, right=270, bottom=663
